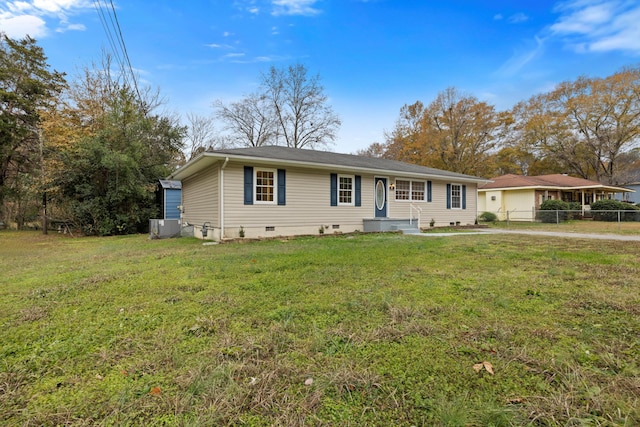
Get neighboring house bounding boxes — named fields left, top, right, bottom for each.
left=168, top=146, right=489, bottom=240
left=478, top=174, right=634, bottom=221
left=157, top=180, right=182, bottom=220
left=618, top=182, right=640, bottom=204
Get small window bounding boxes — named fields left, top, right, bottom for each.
left=255, top=169, right=275, bottom=204
left=451, top=184, right=462, bottom=209
left=395, top=180, right=410, bottom=200
left=265, top=226, right=275, bottom=232
left=411, top=181, right=425, bottom=201
left=338, top=175, right=354, bottom=206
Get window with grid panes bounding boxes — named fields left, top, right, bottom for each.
left=338, top=175, right=353, bottom=205
left=255, top=169, right=275, bottom=203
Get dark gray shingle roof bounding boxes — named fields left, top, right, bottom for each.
left=211, top=146, right=485, bottom=181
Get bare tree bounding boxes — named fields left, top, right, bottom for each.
left=214, top=93, right=276, bottom=147
left=184, top=112, right=216, bottom=159
left=262, top=63, right=341, bottom=149
left=214, top=64, right=341, bottom=150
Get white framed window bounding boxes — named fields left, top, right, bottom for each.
left=395, top=180, right=425, bottom=201
left=395, top=180, right=410, bottom=200
left=451, top=184, right=462, bottom=209
left=411, top=181, right=425, bottom=201
left=255, top=168, right=276, bottom=204
left=338, top=175, right=354, bottom=206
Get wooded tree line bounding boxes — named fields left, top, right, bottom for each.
left=2, top=33, right=639, bottom=234
left=1, top=34, right=185, bottom=234
left=359, top=69, right=640, bottom=184
left=1, top=34, right=340, bottom=233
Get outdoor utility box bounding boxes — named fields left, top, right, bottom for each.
left=149, top=219, right=181, bottom=239
left=157, top=180, right=182, bottom=220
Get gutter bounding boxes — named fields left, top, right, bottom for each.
left=220, top=157, right=229, bottom=240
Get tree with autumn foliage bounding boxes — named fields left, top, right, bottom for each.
left=42, top=57, right=185, bottom=235
left=506, top=66, right=640, bottom=184
left=380, top=88, right=510, bottom=177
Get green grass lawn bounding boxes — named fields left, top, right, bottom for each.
left=1, top=231, right=639, bottom=426
left=484, top=219, right=640, bottom=235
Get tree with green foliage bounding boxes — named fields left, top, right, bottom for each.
left=50, top=59, right=185, bottom=235
left=0, top=34, right=66, bottom=225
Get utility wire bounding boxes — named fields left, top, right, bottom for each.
left=92, top=0, right=143, bottom=110
left=107, top=0, right=143, bottom=107
left=93, top=0, right=129, bottom=86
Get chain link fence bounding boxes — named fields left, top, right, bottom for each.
left=480, top=209, right=640, bottom=224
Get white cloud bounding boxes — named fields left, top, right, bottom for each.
left=0, top=0, right=90, bottom=38
left=493, top=14, right=503, bottom=20
left=222, top=52, right=246, bottom=59
left=508, top=12, right=529, bottom=23
left=271, top=0, right=321, bottom=16
left=56, top=22, right=86, bottom=33
left=0, top=13, right=47, bottom=38
left=550, top=0, right=640, bottom=54
left=33, top=0, right=90, bottom=13
left=496, top=36, right=546, bottom=77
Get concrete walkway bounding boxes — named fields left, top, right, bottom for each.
left=415, top=228, right=640, bottom=242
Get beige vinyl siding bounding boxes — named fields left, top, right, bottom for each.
left=181, top=165, right=219, bottom=227
left=222, top=163, right=374, bottom=238
left=387, top=180, right=478, bottom=227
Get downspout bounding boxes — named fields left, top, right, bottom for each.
left=220, top=157, right=229, bottom=240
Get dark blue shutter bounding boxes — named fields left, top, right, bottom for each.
left=277, top=169, right=286, bottom=206
left=427, top=181, right=432, bottom=202
left=446, top=183, right=451, bottom=209
left=355, top=175, right=361, bottom=207
left=244, top=166, right=253, bottom=205
left=330, top=173, right=337, bottom=206
left=462, top=185, right=467, bottom=210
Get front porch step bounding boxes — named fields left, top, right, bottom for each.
left=390, top=224, right=421, bottom=235
left=363, top=218, right=421, bottom=234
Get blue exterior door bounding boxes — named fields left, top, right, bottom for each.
left=164, top=189, right=182, bottom=219
left=375, top=177, right=387, bottom=218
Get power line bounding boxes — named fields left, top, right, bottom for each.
left=93, top=0, right=129, bottom=86
left=107, top=0, right=142, bottom=105
left=92, top=0, right=143, bottom=109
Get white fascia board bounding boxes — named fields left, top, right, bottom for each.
left=195, top=152, right=490, bottom=184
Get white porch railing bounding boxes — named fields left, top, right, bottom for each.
left=410, top=203, right=422, bottom=229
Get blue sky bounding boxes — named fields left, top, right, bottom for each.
left=2, top=0, right=640, bottom=153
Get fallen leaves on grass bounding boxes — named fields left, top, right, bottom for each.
left=473, top=361, right=494, bottom=375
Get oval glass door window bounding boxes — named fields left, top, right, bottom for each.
left=376, top=180, right=385, bottom=210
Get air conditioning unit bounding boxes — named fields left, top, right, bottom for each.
left=149, top=219, right=181, bottom=239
